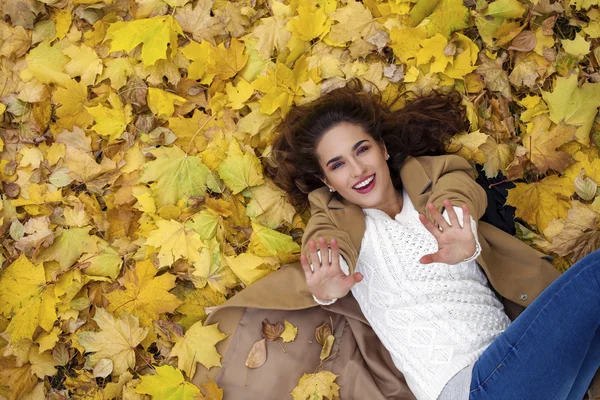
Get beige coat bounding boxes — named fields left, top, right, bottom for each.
left=193, top=154, right=600, bottom=399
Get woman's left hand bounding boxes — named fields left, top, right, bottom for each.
left=418, top=199, right=477, bottom=265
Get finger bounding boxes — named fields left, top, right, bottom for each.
left=419, top=253, right=436, bottom=264
left=462, top=204, right=471, bottom=228
left=419, top=213, right=442, bottom=239
left=343, top=272, right=363, bottom=289
left=427, top=203, right=449, bottom=230
left=329, top=238, right=341, bottom=268
left=318, top=237, right=330, bottom=268
left=444, top=199, right=459, bottom=227
left=300, top=254, right=313, bottom=281
left=308, top=239, right=321, bottom=273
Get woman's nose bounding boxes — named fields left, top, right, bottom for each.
left=349, top=158, right=367, bottom=177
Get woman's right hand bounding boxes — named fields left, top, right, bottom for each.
left=300, top=237, right=364, bottom=302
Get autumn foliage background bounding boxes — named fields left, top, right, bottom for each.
left=1, top=0, right=600, bottom=397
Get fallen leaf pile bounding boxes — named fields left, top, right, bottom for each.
left=1, top=0, right=600, bottom=397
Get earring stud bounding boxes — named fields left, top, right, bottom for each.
left=386, top=154, right=390, bottom=160
left=329, top=187, right=334, bottom=192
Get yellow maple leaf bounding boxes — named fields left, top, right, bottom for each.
left=106, top=259, right=182, bottom=326
left=224, top=252, right=273, bottom=286
left=521, top=115, right=577, bottom=173
left=36, top=226, right=98, bottom=270
left=205, top=38, right=249, bottom=82
left=52, top=79, right=94, bottom=131
left=561, top=33, right=591, bottom=58
left=147, top=87, right=188, bottom=119
left=62, top=44, right=103, bottom=86
left=19, top=40, right=71, bottom=86
left=145, top=219, right=204, bottom=267
left=174, top=0, right=224, bottom=45
left=225, top=79, right=254, bottom=110
left=444, top=33, right=480, bottom=79
left=98, top=58, right=135, bottom=90
left=35, top=326, right=61, bottom=353
left=249, top=222, right=300, bottom=263
left=291, top=371, right=340, bottom=400
left=448, top=130, right=490, bottom=164
left=186, top=210, right=221, bottom=240
left=53, top=8, right=72, bottom=41
left=170, top=322, right=228, bottom=377
left=198, top=380, right=224, bottom=400
left=541, top=73, right=600, bottom=145
left=389, top=26, right=427, bottom=64
left=247, top=16, right=291, bottom=59
left=251, top=56, right=309, bottom=115
left=416, top=34, right=453, bottom=73
left=506, top=175, right=573, bottom=232
left=244, top=181, right=297, bottom=229
left=63, top=143, right=117, bottom=184
left=564, top=148, right=600, bottom=186
left=138, top=145, right=221, bottom=207
left=416, top=0, right=470, bottom=38
left=217, top=140, right=264, bottom=194
left=479, top=138, right=514, bottom=178
left=191, top=237, right=239, bottom=293
left=182, top=40, right=215, bottom=83
left=135, top=365, right=201, bottom=399
left=0, top=355, right=39, bottom=399
left=168, top=109, right=210, bottom=152
left=77, top=308, right=148, bottom=376
left=104, top=16, right=184, bottom=67
left=79, top=245, right=122, bottom=280
left=85, top=92, right=133, bottom=142
left=0, top=254, right=58, bottom=343
left=324, top=0, right=376, bottom=46
left=286, top=0, right=332, bottom=42
left=172, top=284, right=226, bottom=330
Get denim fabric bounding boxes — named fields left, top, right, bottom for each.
left=469, top=249, right=600, bottom=400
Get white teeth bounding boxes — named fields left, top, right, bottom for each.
left=354, top=175, right=374, bottom=189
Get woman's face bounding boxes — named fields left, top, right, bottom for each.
left=315, top=122, right=396, bottom=210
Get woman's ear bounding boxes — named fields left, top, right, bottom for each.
left=319, top=176, right=335, bottom=192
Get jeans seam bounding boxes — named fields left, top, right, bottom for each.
left=469, top=355, right=508, bottom=393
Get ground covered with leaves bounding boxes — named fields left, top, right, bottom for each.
left=0, top=0, right=599, bottom=398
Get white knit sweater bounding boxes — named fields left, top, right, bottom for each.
left=312, top=189, right=511, bottom=400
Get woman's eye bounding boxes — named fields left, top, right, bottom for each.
left=332, top=162, right=342, bottom=170
left=358, top=146, right=368, bottom=154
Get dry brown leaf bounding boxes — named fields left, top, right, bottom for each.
left=508, top=30, right=536, bottom=52
left=245, top=338, right=267, bottom=369
left=548, top=202, right=600, bottom=264
left=261, top=318, right=284, bottom=341
left=315, top=322, right=332, bottom=346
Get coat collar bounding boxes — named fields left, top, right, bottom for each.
left=326, top=155, right=433, bottom=213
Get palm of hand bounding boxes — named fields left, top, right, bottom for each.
left=418, top=200, right=477, bottom=265
left=308, top=267, right=351, bottom=300
left=300, top=237, right=363, bottom=302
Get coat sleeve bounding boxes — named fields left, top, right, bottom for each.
left=302, top=190, right=360, bottom=275
left=423, top=154, right=488, bottom=222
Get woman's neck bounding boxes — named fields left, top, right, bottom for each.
left=373, top=189, right=403, bottom=218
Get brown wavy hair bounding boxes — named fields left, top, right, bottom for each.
left=266, top=78, right=466, bottom=210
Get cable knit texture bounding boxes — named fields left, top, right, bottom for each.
left=311, top=189, right=511, bottom=400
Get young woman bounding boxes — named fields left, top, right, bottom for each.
left=268, top=78, right=600, bottom=400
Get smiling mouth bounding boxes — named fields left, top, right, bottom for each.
left=353, top=174, right=376, bottom=192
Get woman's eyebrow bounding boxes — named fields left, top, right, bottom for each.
left=325, top=139, right=370, bottom=167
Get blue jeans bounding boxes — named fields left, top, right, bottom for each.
left=469, top=249, right=600, bottom=400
